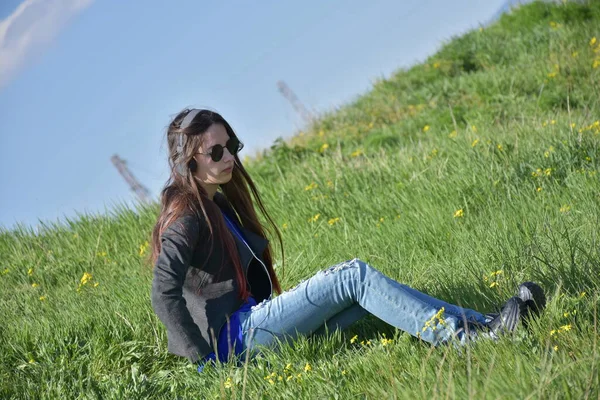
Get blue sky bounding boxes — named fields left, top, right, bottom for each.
left=0, top=0, right=508, bottom=232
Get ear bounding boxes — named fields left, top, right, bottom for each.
left=189, top=158, right=198, bottom=173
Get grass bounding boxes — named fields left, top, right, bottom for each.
left=1, top=1, right=600, bottom=398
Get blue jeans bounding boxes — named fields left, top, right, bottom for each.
left=238, top=258, right=487, bottom=356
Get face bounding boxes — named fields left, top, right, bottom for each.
left=192, top=123, right=236, bottom=190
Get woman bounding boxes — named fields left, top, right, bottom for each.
left=150, top=108, right=546, bottom=371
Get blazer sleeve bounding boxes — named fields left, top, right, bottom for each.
left=150, top=213, right=210, bottom=362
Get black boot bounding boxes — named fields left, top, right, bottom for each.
left=485, top=282, right=546, bottom=326
left=518, top=281, right=546, bottom=317
left=486, top=296, right=526, bottom=337
left=457, top=296, right=525, bottom=343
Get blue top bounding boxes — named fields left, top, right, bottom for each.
left=197, top=211, right=255, bottom=373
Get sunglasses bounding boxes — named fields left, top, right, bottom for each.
left=196, top=137, right=244, bottom=162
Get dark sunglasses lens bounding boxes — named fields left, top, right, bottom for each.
left=226, top=137, right=241, bottom=155
left=210, top=138, right=242, bottom=162
left=211, top=146, right=224, bottom=162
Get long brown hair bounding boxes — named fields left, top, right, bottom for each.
left=149, top=108, right=283, bottom=300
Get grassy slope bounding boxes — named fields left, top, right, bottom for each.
left=1, top=1, right=600, bottom=398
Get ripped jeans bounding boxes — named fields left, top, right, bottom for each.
left=237, top=258, right=487, bottom=356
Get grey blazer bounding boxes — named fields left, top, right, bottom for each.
left=150, top=192, right=272, bottom=363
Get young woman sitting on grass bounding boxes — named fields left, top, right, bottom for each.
left=149, top=108, right=546, bottom=372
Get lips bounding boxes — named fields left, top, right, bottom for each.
left=223, top=167, right=233, bottom=173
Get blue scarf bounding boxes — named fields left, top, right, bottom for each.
left=197, top=211, right=256, bottom=372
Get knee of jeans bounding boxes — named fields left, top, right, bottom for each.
left=322, top=257, right=361, bottom=276
left=251, top=298, right=270, bottom=311
left=353, top=258, right=370, bottom=269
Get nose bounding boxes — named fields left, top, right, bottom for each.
left=222, top=147, right=235, bottom=162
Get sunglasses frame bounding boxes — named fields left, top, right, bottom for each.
left=196, top=137, right=244, bottom=162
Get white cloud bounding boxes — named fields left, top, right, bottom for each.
left=0, top=0, right=93, bottom=89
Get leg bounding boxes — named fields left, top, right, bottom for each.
left=311, top=304, right=369, bottom=337
left=238, top=258, right=487, bottom=355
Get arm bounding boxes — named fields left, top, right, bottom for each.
left=151, top=213, right=210, bottom=363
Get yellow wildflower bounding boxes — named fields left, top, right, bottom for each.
left=551, top=120, right=556, bottom=125
left=433, top=62, right=440, bottom=69
left=97, top=251, right=107, bottom=257
left=593, top=59, right=600, bottom=69
left=308, top=213, right=321, bottom=223
left=39, top=296, right=46, bottom=301
left=28, top=358, right=35, bottom=364
left=28, top=268, right=33, bottom=276
left=453, top=209, right=464, bottom=218
left=489, top=282, right=498, bottom=288
left=471, top=139, right=479, bottom=147
left=580, top=291, right=587, bottom=298
left=326, top=180, right=334, bottom=188
left=590, top=37, right=597, bottom=46
left=550, top=329, right=557, bottom=336
left=351, top=149, right=363, bottom=157
left=350, top=334, right=358, bottom=344
left=304, top=363, right=312, bottom=372
left=224, top=377, right=233, bottom=389
left=319, top=130, right=325, bottom=137
left=448, top=130, right=457, bottom=138
left=285, top=363, right=292, bottom=371
left=80, top=272, right=93, bottom=285
left=553, top=345, right=559, bottom=351
left=320, top=143, right=329, bottom=152
left=537, top=187, right=542, bottom=192
left=572, top=51, right=579, bottom=58
left=328, top=217, right=340, bottom=226
left=282, top=223, right=288, bottom=230
left=1, top=268, right=8, bottom=276
left=93, top=282, right=99, bottom=288
left=342, top=370, right=347, bottom=375
left=304, top=182, right=318, bottom=191
left=422, top=125, right=430, bottom=132
left=31, top=283, right=39, bottom=288
left=497, top=144, right=503, bottom=151
left=559, top=324, right=572, bottom=332
left=139, top=241, right=149, bottom=257
left=559, top=204, right=571, bottom=213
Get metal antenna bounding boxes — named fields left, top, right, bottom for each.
left=276, top=80, right=314, bottom=124
left=110, top=154, right=152, bottom=203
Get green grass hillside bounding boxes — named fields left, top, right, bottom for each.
left=2, top=1, right=599, bottom=398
